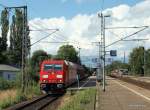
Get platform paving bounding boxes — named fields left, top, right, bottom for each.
left=96, top=77, right=150, bottom=110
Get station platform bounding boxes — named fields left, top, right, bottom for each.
left=96, top=77, right=150, bottom=110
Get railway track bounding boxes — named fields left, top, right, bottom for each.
left=5, top=94, right=59, bottom=110
left=5, top=76, right=91, bottom=110
left=119, top=76, right=150, bottom=90
left=110, top=75, right=150, bottom=90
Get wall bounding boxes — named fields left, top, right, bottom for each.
left=2, top=71, right=16, bottom=80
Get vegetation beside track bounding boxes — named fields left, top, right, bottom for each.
left=0, top=84, right=41, bottom=110
left=58, top=88, right=96, bottom=110
left=0, top=78, right=16, bottom=90
left=106, top=46, right=150, bottom=76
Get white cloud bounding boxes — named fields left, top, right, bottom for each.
left=104, top=4, right=130, bottom=20
left=29, top=0, right=150, bottom=60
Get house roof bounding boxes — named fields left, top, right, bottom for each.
left=0, top=64, right=20, bottom=72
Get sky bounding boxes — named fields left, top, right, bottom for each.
left=0, top=0, right=142, bottom=19
left=0, top=0, right=150, bottom=65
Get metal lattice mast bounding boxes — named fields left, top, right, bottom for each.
left=5, top=6, right=28, bottom=92
left=98, top=13, right=110, bottom=92
left=22, top=6, right=28, bottom=91
left=100, top=13, right=105, bottom=92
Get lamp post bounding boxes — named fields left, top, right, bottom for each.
left=98, top=13, right=110, bottom=92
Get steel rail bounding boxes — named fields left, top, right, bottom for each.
left=5, top=94, right=58, bottom=110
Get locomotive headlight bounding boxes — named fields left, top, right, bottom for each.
left=42, top=75, right=48, bottom=78
left=56, top=75, right=63, bottom=78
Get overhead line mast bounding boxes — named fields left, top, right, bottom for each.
left=105, top=26, right=148, bottom=48
left=30, top=29, right=59, bottom=46
left=98, top=13, right=110, bottom=92
left=5, top=6, right=28, bottom=92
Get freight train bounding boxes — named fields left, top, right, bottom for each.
left=39, top=60, right=85, bottom=93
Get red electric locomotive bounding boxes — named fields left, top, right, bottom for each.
left=40, top=60, right=84, bottom=93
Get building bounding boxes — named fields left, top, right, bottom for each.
left=0, top=64, right=20, bottom=80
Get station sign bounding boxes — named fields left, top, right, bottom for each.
left=105, top=58, right=113, bottom=62
left=92, top=58, right=98, bottom=63
left=110, top=50, right=117, bottom=56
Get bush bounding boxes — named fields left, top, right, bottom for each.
left=0, top=78, right=16, bottom=90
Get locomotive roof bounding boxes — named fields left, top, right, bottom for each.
left=42, top=60, right=64, bottom=63
left=41, top=60, right=84, bottom=70
left=42, top=59, right=79, bottom=66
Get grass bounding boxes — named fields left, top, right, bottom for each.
left=0, top=84, right=41, bottom=110
left=58, top=88, right=96, bottom=110
left=0, top=90, right=26, bottom=110
left=0, top=89, right=17, bottom=110
left=0, top=89, right=17, bottom=101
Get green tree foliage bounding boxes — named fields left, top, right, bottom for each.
left=129, top=46, right=144, bottom=76
left=144, top=49, right=150, bottom=76
left=10, top=10, right=23, bottom=66
left=30, top=50, right=51, bottom=81
left=0, top=9, right=9, bottom=52
left=7, top=15, right=17, bottom=65
left=31, top=50, right=50, bottom=68
left=8, top=9, right=30, bottom=66
left=56, top=45, right=80, bottom=63
left=0, top=9, right=9, bottom=63
left=106, top=61, right=130, bottom=75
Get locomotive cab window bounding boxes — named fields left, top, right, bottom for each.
left=44, top=64, right=53, bottom=70
left=54, top=64, right=62, bottom=70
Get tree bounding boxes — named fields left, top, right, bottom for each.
left=145, top=49, right=150, bottom=76
left=56, top=45, right=80, bottom=63
left=6, top=15, right=16, bottom=65
left=31, top=50, right=49, bottom=68
left=0, top=9, right=9, bottom=63
left=0, top=9, right=9, bottom=52
left=30, top=50, right=51, bottom=81
left=0, top=51, right=8, bottom=63
left=9, top=15, right=16, bottom=52
left=8, top=9, right=30, bottom=66
left=106, top=61, right=130, bottom=75
left=0, top=38, right=4, bottom=63
left=129, top=46, right=144, bottom=76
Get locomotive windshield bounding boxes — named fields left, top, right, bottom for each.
left=54, top=64, right=62, bottom=70
left=44, top=64, right=53, bottom=70
left=44, top=64, right=62, bottom=71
